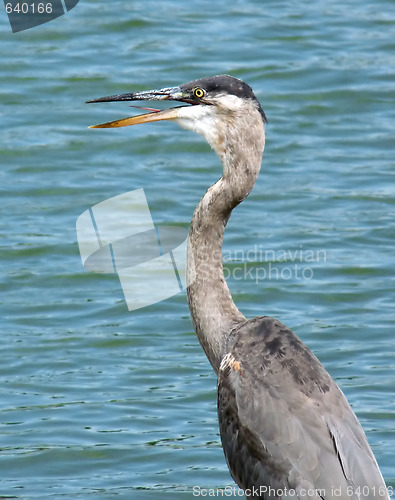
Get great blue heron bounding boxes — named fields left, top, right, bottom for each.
left=87, top=75, right=389, bottom=499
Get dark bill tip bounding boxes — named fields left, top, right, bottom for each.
left=86, top=93, right=136, bottom=104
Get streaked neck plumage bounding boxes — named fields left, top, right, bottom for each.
left=183, top=101, right=266, bottom=373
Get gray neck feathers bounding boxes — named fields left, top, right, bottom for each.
left=187, top=107, right=265, bottom=373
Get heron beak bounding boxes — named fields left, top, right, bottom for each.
left=86, top=86, right=190, bottom=128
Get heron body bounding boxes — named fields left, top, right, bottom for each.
left=88, top=75, right=388, bottom=499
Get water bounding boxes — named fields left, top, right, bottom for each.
left=1, top=0, right=394, bottom=497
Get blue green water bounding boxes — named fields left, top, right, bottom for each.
left=1, top=0, right=394, bottom=498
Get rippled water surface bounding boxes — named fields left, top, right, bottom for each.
left=1, top=0, right=394, bottom=498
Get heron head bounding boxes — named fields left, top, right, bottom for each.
left=87, top=75, right=267, bottom=157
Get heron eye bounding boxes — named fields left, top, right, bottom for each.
left=193, top=87, right=205, bottom=99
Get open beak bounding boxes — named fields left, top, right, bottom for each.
left=86, top=86, right=192, bottom=128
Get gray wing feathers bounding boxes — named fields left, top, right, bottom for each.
left=218, top=317, right=388, bottom=500
left=326, top=413, right=388, bottom=495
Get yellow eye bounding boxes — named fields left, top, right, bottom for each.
left=193, top=87, right=205, bottom=99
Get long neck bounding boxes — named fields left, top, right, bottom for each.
left=187, top=117, right=265, bottom=373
